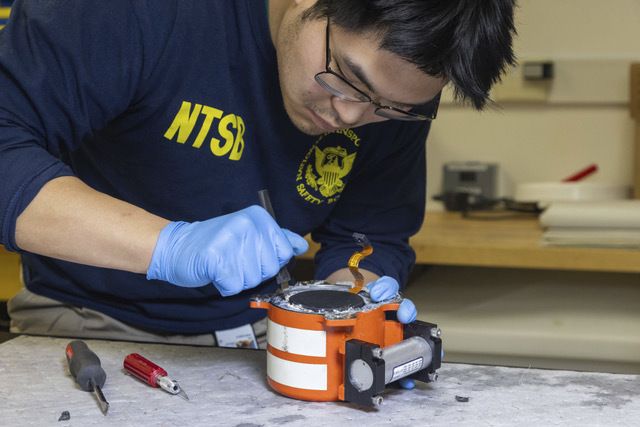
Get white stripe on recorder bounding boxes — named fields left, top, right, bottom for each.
left=267, top=352, right=328, bottom=391
left=267, top=319, right=327, bottom=357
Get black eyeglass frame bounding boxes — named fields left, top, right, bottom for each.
left=313, top=18, right=440, bottom=122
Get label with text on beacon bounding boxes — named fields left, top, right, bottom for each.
left=391, top=357, right=424, bottom=382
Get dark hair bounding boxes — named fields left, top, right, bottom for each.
left=302, top=0, right=517, bottom=110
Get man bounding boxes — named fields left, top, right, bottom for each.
left=0, top=0, right=515, bottom=370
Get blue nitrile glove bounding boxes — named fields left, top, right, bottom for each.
left=366, top=276, right=418, bottom=390
left=366, top=276, right=417, bottom=323
left=146, top=205, right=308, bottom=296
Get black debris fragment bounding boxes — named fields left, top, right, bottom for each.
left=455, top=395, right=470, bottom=403
left=58, top=411, right=70, bottom=421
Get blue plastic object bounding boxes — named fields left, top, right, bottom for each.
left=366, top=276, right=418, bottom=324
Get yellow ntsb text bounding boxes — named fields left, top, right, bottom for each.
left=164, top=101, right=246, bottom=161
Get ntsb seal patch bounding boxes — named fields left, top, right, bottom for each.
left=295, top=129, right=361, bottom=205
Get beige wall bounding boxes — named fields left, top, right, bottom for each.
left=427, top=0, right=640, bottom=210
left=419, top=1, right=640, bottom=373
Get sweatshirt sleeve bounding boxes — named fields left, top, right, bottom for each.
left=312, top=121, right=430, bottom=288
left=0, top=0, right=165, bottom=251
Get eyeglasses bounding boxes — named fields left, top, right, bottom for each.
left=314, top=18, right=439, bottom=122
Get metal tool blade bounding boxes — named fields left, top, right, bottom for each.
left=177, top=388, right=190, bottom=401
left=92, top=383, right=109, bottom=415
left=157, top=376, right=190, bottom=401
left=275, top=268, right=291, bottom=290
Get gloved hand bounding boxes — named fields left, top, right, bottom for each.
left=366, top=275, right=418, bottom=390
left=146, top=205, right=308, bottom=296
left=366, top=276, right=417, bottom=324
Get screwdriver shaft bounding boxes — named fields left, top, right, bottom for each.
left=92, top=382, right=110, bottom=415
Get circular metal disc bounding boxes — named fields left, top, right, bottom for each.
left=349, top=359, right=374, bottom=392
left=288, top=290, right=365, bottom=311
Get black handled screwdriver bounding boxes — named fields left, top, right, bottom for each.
left=258, top=189, right=292, bottom=290
left=65, top=340, right=110, bottom=415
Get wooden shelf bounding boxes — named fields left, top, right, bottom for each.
left=303, top=212, right=640, bottom=273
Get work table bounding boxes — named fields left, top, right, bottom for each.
left=1, top=335, right=637, bottom=426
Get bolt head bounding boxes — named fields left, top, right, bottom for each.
left=371, top=348, right=383, bottom=359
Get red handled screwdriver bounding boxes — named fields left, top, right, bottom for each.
left=65, top=340, right=110, bottom=415
left=123, top=353, right=189, bottom=400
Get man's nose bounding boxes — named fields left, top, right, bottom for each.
left=331, top=97, right=373, bottom=126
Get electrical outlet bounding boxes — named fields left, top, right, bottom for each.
left=492, top=62, right=551, bottom=103
left=439, top=62, right=552, bottom=105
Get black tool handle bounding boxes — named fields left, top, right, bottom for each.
left=65, top=340, right=107, bottom=391
left=258, top=189, right=292, bottom=286
left=258, top=189, right=276, bottom=219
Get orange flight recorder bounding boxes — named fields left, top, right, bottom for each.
left=250, top=282, right=442, bottom=406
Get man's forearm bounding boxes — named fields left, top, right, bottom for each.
left=15, top=176, right=169, bottom=274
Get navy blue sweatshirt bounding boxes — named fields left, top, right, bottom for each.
left=0, top=0, right=430, bottom=334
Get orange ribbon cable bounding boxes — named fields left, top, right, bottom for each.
left=347, top=233, right=373, bottom=294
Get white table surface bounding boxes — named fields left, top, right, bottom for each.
left=1, top=335, right=638, bottom=427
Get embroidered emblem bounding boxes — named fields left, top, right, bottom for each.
left=296, top=130, right=361, bottom=205
left=306, top=146, right=355, bottom=198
